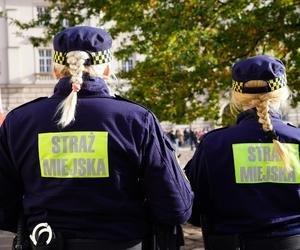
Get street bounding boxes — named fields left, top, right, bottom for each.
left=0, top=224, right=204, bottom=250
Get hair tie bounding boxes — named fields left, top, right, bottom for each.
left=83, top=51, right=93, bottom=66
left=72, top=83, right=81, bottom=92
left=265, top=130, right=279, bottom=142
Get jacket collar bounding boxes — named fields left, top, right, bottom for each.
left=52, top=76, right=111, bottom=97
left=237, top=108, right=281, bottom=124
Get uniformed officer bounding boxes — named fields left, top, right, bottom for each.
left=185, top=55, right=300, bottom=250
left=0, top=26, right=193, bottom=250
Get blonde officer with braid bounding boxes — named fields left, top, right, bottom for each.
left=0, top=26, right=193, bottom=250
left=186, top=55, right=300, bottom=250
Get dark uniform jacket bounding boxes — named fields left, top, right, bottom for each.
left=186, top=109, right=300, bottom=238
left=0, top=77, right=193, bottom=241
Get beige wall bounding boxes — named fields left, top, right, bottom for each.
left=0, top=84, right=54, bottom=113
left=0, top=79, right=124, bottom=114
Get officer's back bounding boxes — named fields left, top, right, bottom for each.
left=186, top=55, right=300, bottom=250
left=0, top=26, right=193, bottom=250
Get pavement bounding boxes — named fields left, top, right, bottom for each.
left=179, top=147, right=204, bottom=249
left=0, top=147, right=204, bottom=250
left=182, top=223, right=204, bottom=250
left=177, top=146, right=195, bottom=168
left=0, top=231, right=14, bottom=250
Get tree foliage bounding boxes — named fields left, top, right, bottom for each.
left=5, top=0, right=300, bottom=124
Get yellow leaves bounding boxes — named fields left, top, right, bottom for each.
left=149, top=0, right=158, bottom=8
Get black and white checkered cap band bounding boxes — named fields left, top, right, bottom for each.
left=232, top=74, right=287, bottom=93
left=53, top=49, right=112, bottom=65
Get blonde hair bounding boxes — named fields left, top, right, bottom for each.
left=231, top=80, right=291, bottom=168
left=54, top=51, right=109, bottom=128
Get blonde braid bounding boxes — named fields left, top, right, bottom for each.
left=56, top=51, right=89, bottom=128
left=256, top=93, right=290, bottom=168
left=256, top=97, right=272, bottom=132
left=67, top=51, right=87, bottom=85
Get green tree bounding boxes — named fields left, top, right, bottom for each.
left=4, top=0, right=300, bottom=124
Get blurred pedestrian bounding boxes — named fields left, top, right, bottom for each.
left=167, top=129, right=178, bottom=149
left=189, top=129, right=198, bottom=150
left=175, top=129, right=184, bottom=147
left=0, top=90, right=4, bottom=125
left=183, top=128, right=190, bottom=146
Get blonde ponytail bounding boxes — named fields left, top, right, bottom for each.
left=272, top=139, right=290, bottom=169
left=231, top=80, right=291, bottom=169
left=56, top=51, right=89, bottom=128
left=255, top=94, right=290, bottom=169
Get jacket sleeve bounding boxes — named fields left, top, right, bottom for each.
left=0, top=118, right=23, bottom=233
left=184, top=140, right=210, bottom=227
left=141, top=112, right=193, bottom=225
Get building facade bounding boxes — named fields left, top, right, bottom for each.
left=0, top=0, right=136, bottom=112
left=0, top=0, right=300, bottom=127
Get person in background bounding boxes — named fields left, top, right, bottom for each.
left=167, top=129, right=178, bottom=150
left=175, top=129, right=184, bottom=147
left=0, top=91, right=4, bottom=125
left=186, top=55, right=300, bottom=250
left=0, top=113, right=4, bottom=124
left=189, top=129, right=198, bottom=150
left=0, top=111, right=4, bottom=125
left=183, top=128, right=190, bottom=146
left=0, top=26, right=193, bottom=250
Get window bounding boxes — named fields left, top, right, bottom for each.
left=36, top=6, right=47, bottom=25
left=122, top=59, right=134, bottom=72
left=36, top=6, right=46, bottom=18
left=39, top=49, right=52, bottom=73
left=61, top=19, right=70, bottom=28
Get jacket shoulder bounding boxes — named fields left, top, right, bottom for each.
left=114, top=95, right=152, bottom=112
left=203, top=126, right=229, bottom=137
left=189, top=127, right=228, bottom=146
left=287, top=122, right=297, bottom=128
left=9, top=97, right=48, bottom=112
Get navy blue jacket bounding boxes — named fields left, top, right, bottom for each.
left=186, top=109, right=300, bottom=238
left=0, top=77, right=193, bottom=240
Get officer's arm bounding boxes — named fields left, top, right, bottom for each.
left=0, top=119, right=23, bottom=233
left=185, top=140, right=210, bottom=227
left=141, top=112, right=193, bottom=225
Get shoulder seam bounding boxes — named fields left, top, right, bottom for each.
left=287, top=122, right=297, bottom=128
left=9, top=97, right=48, bottom=112
left=202, top=126, right=229, bottom=138
left=114, top=95, right=150, bottom=111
